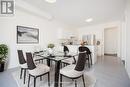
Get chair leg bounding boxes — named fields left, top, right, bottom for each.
left=24, top=69, right=26, bottom=84
left=63, top=63, right=65, bottom=67
left=73, top=56, right=76, bottom=64
left=42, top=60, right=43, bottom=63
left=28, top=74, right=31, bottom=87
left=60, top=74, right=62, bottom=87
left=90, top=55, right=92, bottom=65
left=34, top=77, right=36, bottom=87
left=48, top=72, right=50, bottom=87
left=40, top=76, right=42, bottom=81
left=50, top=61, right=52, bottom=66
left=82, top=75, right=85, bottom=87
left=88, top=58, right=90, bottom=68
left=75, top=80, right=77, bottom=87
left=60, top=63, right=62, bottom=69
left=20, top=68, right=23, bottom=79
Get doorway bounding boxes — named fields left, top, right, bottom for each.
left=104, top=27, right=118, bottom=56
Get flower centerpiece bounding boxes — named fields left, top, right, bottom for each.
left=47, top=44, right=55, bottom=49
left=47, top=44, right=55, bottom=56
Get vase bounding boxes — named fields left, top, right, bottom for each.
left=48, top=48, right=53, bottom=56
left=0, top=62, right=5, bottom=72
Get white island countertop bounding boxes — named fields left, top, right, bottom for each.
left=67, top=45, right=97, bottom=64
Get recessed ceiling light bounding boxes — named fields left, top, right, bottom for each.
left=85, top=18, right=93, bottom=22
left=45, top=0, right=56, bottom=3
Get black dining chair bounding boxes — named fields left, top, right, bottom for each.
left=79, top=46, right=92, bottom=68
left=63, top=45, right=69, bottom=56
left=26, top=52, right=50, bottom=87
left=61, top=45, right=76, bottom=66
left=60, top=51, right=87, bottom=87
left=17, top=50, right=28, bottom=84
left=33, top=51, right=44, bottom=63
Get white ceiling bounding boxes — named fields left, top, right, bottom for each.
left=24, top=0, right=126, bottom=28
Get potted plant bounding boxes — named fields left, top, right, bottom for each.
left=47, top=44, right=55, bottom=49
left=0, top=44, right=8, bottom=72
left=47, top=44, right=55, bottom=56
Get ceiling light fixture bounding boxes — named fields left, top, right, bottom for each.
left=45, top=0, right=56, bottom=3
left=85, top=18, right=93, bottom=22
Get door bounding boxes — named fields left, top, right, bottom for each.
left=104, top=27, right=118, bottom=56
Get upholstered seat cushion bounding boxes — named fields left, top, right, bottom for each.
left=60, top=64, right=84, bottom=78
left=20, top=63, right=28, bottom=69
left=29, top=64, right=50, bottom=76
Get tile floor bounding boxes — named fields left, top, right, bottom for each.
left=0, top=56, right=130, bottom=87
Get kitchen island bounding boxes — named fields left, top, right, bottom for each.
left=67, top=45, right=97, bottom=64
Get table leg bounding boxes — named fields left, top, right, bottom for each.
left=73, top=56, right=76, bottom=64
left=54, top=61, right=61, bottom=87
left=47, top=59, right=50, bottom=66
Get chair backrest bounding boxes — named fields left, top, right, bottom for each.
left=78, top=46, right=91, bottom=54
left=17, top=50, right=26, bottom=64
left=63, top=45, right=69, bottom=56
left=26, top=52, right=36, bottom=70
left=63, top=45, right=69, bottom=52
left=74, top=52, right=87, bottom=71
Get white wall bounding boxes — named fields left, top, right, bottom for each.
left=120, top=22, right=126, bottom=61
left=60, top=28, right=77, bottom=39
left=126, top=0, right=130, bottom=77
left=77, top=21, right=122, bottom=57
left=0, top=6, right=74, bottom=69
left=104, top=27, right=118, bottom=54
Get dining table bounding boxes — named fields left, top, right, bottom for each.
left=35, top=51, right=78, bottom=87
